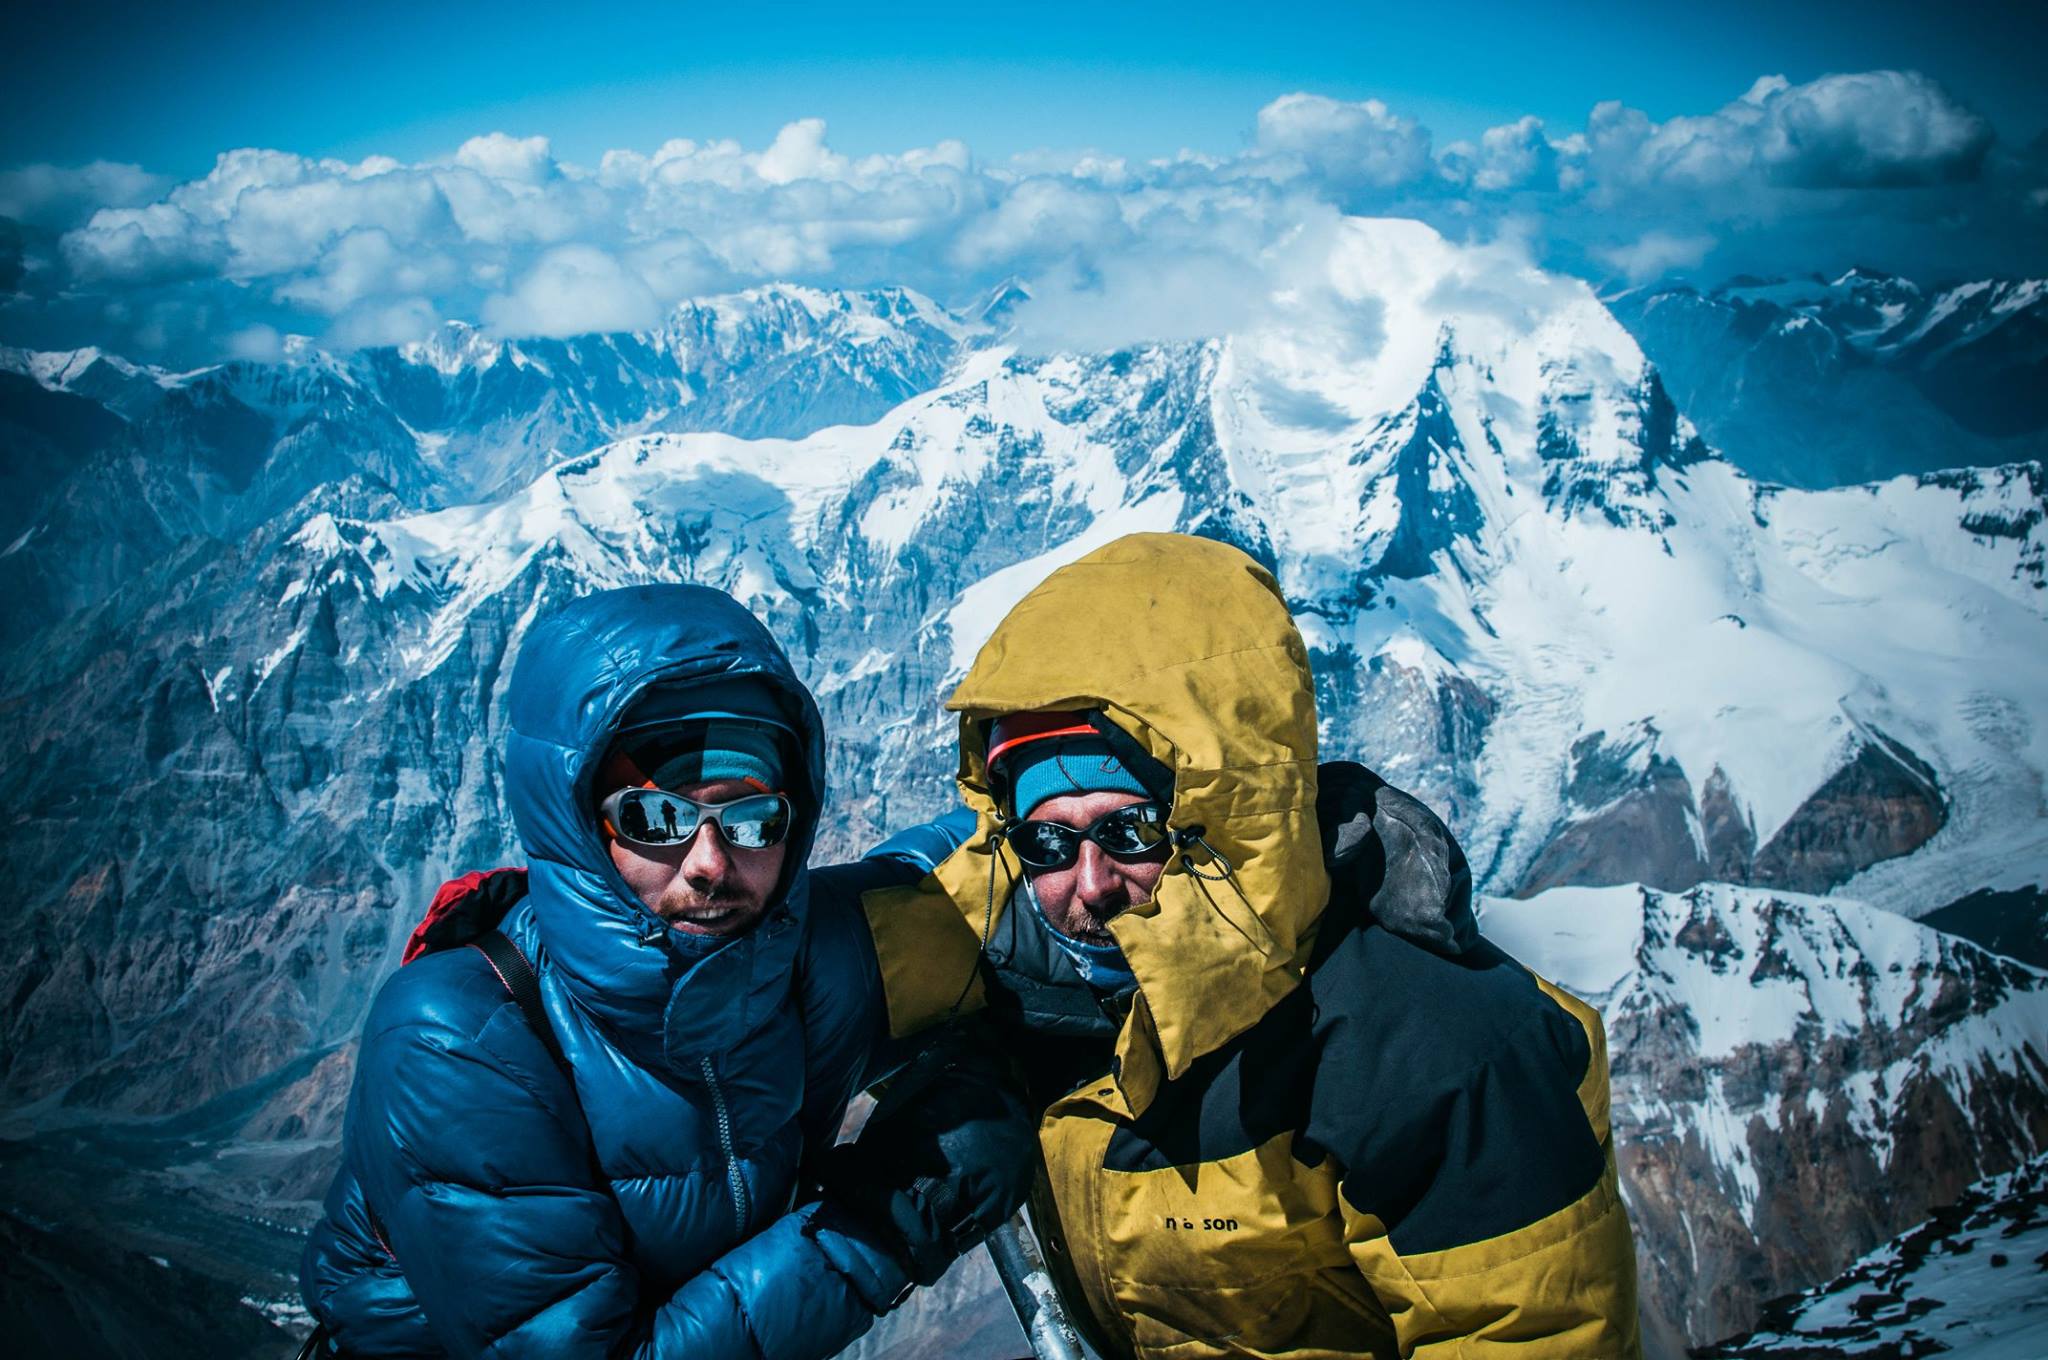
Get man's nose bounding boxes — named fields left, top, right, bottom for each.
left=681, top=822, right=734, bottom=883
left=1074, top=840, right=1125, bottom=907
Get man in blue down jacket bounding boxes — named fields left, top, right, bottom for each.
left=301, top=584, right=1030, bottom=1359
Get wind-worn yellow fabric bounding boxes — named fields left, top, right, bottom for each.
left=866, top=534, right=1324, bottom=1093
left=862, top=532, right=1642, bottom=1359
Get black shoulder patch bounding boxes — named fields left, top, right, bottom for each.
left=1317, top=761, right=1478, bottom=958
left=1306, top=922, right=1604, bottom=1254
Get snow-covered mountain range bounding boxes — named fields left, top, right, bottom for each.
left=1, top=218, right=2043, bottom=1357
left=0, top=285, right=973, bottom=648
left=1612, top=269, right=2048, bottom=489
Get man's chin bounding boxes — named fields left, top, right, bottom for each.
left=661, top=900, right=765, bottom=936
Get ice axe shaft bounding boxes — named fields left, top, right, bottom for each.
left=986, top=1214, right=1091, bottom=1360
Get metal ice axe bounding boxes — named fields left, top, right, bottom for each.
left=986, top=1213, right=1093, bottom=1360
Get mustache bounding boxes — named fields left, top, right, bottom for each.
left=663, top=878, right=757, bottom=910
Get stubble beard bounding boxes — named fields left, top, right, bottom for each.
left=658, top=878, right=767, bottom=936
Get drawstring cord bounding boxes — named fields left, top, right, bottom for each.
left=1173, top=827, right=1290, bottom=962
left=1171, top=825, right=1235, bottom=880
left=947, top=811, right=1238, bottom=1015
left=950, top=823, right=1008, bottom=1014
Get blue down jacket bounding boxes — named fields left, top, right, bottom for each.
left=301, top=585, right=955, bottom=1359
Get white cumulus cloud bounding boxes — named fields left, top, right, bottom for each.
left=1441, top=117, right=1563, bottom=193
left=454, top=133, right=559, bottom=185
left=1254, top=93, right=1434, bottom=189
left=1596, top=230, right=1718, bottom=284
left=1583, top=70, right=1992, bottom=193
left=756, top=119, right=847, bottom=186
left=2, top=70, right=2034, bottom=362
left=1755, top=70, right=1992, bottom=187
left=482, top=243, right=660, bottom=337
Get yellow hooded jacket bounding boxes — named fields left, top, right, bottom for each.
left=863, top=534, right=1642, bottom=1359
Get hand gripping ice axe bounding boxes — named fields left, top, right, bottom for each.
left=987, top=1213, right=1094, bottom=1360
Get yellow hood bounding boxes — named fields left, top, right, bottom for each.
left=865, top=533, right=1328, bottom=1106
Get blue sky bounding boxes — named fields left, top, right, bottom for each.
left=9, top=0, right=2043, bottom=175
left=3, top=1, right=2043, bottom=361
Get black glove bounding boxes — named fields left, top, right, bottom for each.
left=816, top=1022, right=1036, bottom=1286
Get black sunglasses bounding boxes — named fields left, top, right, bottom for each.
left=600, top=788, right=792, bottom=851
left=1007, top=802, right=1170, bottom=871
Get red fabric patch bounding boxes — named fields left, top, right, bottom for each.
left=402, top=868, right=521, bottom=965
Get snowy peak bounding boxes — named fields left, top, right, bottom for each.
left=1533, top=359, right=1705, bottom=533
left=1200, top=219, right=1705, bottom=605
left=1487, top=881, right=2048, bottom=1068
left=1487, top=881, right=2048, bottom=1347
left=0, top=344, right=175, bottom=419
left=1618, top=268, right=2048, bottom=484
left=5, top=284, right=980, bottom=508
left=1869, top=277, right=2047, bottom=363
left=361, top=284, right=975, bottom=498
left=381, top=286, right=970, bottom=383
left=1359, top=364, right=1484, bottom=580
left=651, top=284, right=970, bottom=442
left=1645, top=268, right=2046, bottom=364
left=393, top=320, right=506, bottom=377
left=975, top=276, right=1032, bottom=330
left=1700, top=1151, right=2048, bottom=1358
left=0, top=345, right=150, bottom=388
left=666, top=282, right=972, bottom=346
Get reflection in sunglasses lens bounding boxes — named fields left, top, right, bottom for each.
left=607, top=790, right=791, bottom=850
left=1011, top=804, right=1166, bottom=869
left=1017, top=822, right=1078, bottom=867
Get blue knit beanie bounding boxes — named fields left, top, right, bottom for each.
left=602, top=678, right=791, bottom=793
left=1002, top=733, right=1149, bottom=817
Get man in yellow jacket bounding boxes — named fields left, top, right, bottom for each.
left=861, top=533, right=1642, bottom=1359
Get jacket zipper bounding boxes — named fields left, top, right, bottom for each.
left=699, top=1055, right=751, bottom=1231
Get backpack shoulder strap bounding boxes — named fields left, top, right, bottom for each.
left=358, top=928, right=585, bottom=1271
left=469, top=929, right=572, bottom=1078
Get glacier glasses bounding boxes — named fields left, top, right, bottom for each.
left=600, top=787, right=793, bottom=851
left=1006, top=801, right=1171, bottom=871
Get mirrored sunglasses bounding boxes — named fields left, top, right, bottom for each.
left=1008, top=802, right=1169, bottom=871
left=600, top=788, right=792, bottom=851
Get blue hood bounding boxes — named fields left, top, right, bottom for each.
left=503, top=583, right=826, bottom=1074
